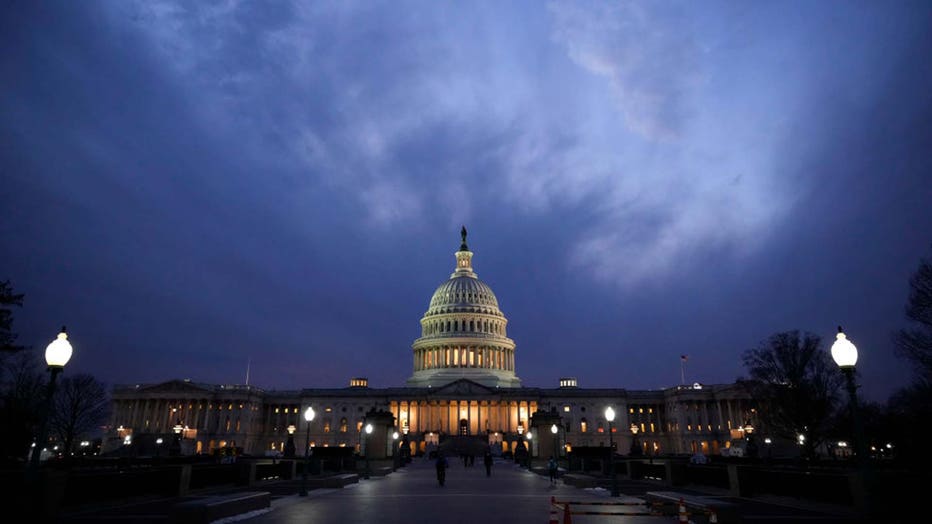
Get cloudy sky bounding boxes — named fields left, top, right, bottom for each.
left=2, top=1, right=930, bottom=402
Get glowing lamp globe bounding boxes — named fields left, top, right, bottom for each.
left=304, top=406, right=315, bottom=422
left=551, top=424, right=558, bottom=434
left=45, top=327, right=73, bottom=368
left=831, top=327, right=858, bottom=368
left=365, top=423, right=373, bottom=435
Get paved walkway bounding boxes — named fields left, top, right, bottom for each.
left=244, top=459, right=659, bottom=524
left=55, top=460, right=868, bottom=523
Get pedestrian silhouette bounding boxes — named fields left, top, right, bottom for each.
left=484, top=450, right=493, bottom=477
left=436, top=452, right=448, bottom=487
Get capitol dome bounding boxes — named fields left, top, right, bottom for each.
left=406, top=228, right=521, bottom=388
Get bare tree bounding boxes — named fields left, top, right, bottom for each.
left=0, top=280, right=25, bottom=352
left=49, top=373, right=110, bottom=455
left=741, top=331, right=844, bottom=457
left=894, top=250, right=932, bottom=382
left=0, top=351, right=45, bottom=463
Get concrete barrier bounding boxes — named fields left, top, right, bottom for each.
left=561, top=474, right=602, bottom=489
left=307, top=473, right=359, bottom=488
left=170, top=491, right=270, bottom=524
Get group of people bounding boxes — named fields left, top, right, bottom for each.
left=434, top=450, right=560, bottom=486
left=435, top=450, right=496, bottom=486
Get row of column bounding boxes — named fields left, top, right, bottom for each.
left=390, top=399, right=536, bottom=435
left=115, top=398, right=247, bottom=435
left=413, top=345, right=514, bottom=371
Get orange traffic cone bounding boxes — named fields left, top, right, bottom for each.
left=678, top=498, right=688, bottom=523
left=549, top=496, right=559, bottom=524
left=563, top=501, right=573, bottom=524
left=709, top=509, right=718, bottom=523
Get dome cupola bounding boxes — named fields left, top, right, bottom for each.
left=406, top=228, right=521, bottom=388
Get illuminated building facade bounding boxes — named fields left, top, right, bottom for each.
left=104, top=232, right=756, bottom=458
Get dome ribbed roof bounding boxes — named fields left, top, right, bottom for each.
left=429, top=277, right=499, bottom=309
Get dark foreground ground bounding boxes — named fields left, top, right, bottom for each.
left=54, top=459, right=901, bottom=524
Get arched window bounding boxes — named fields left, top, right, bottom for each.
left=580, top=418, right=588, bottom=433
left=340, top=418, right=348, bottom=433
left=470, top=320, right=475, bottom=331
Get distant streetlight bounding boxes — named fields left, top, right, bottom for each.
left=630, top=423, right=642, bottom=457
left=551, top=424, right=559, bottom=462
left=525, top=431, right=533, bottom=468
left=392, top=431, right=399, bottom=472
left=29, top=327, right=73, bottom=472
left=299, top=406, right=315, bottom=496
left=155, top=437, right=163, bottom=459
left=285, top=424, right=297, bottom=458
left=605, top=407, right=618, bottom=497
left=364, top=423, right=373, bottom=479
left=171, top=422, right=183, bottom=456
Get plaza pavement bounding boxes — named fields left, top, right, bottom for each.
left=237, top=459, right=864, bottom=524
left=55, top=458, right=869, bottom=523
left=244, top=458, right=659, bottom=524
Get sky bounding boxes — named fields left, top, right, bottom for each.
left=2, top=1, right=930, bottom=402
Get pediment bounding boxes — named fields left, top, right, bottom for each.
left=432, top=379, right=494, bottom=396
left=138, top=380, right=214, bottom=394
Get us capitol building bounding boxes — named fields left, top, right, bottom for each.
left=104, top=230, right=755, bottom=458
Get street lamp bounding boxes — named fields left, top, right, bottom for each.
left=630, top=423, right=642, bottom=457
left=392, top=431, right=399, bottom=472
left=604, top=406, right=618, bottom=497
left=743, top=421, right=757, bottom=458
left=364, top=423, right=373, bottom=479
left=831, top=326, right=866, bottom=464
left=155, top=437, right=163, bottom=459
left=172, top=423, right=183, bottom=456
left=284, top=424, right=297, bottom=458
left=299, top=406, right=315, bottom=496
left=525, top=431, right=533, bottom=469
left=29, top=327, right=73, bottom=472
left=551, top=423, right=559, bottom=463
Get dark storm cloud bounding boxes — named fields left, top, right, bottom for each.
left=1, top=1, right=930, bottom=400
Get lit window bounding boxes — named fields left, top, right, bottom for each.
left=324, top=421, right=331, bottom=433
left=563, top=406, right=571, bottom=412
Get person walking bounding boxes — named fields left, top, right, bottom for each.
left=484, top=450, right=493, bottom=477
left=436, top=452, right=448, bottom=487
left=547, top=455, right=558, bottom=485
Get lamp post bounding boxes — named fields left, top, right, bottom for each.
left=155, top=438, right=163, bottom=459
left=364, top=423, right=373, bottom=479
left=831, top=327, right=866, bottom=464
left=392, top=431, right=399, bottom=472
left=630, top=423, right=642, bottom=457
left=28, top=327, right=73, bottom=473
left=743, top=421, right=757, bottom=458
left=551, top=424, right=559, bottom=464
left=299, top=406, right=315, bottom=496
left=525, top=431, right=533, bottom=469
left=284, top=424, right=297, bottom=458
left=605, top=407, right=618, bottom=497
